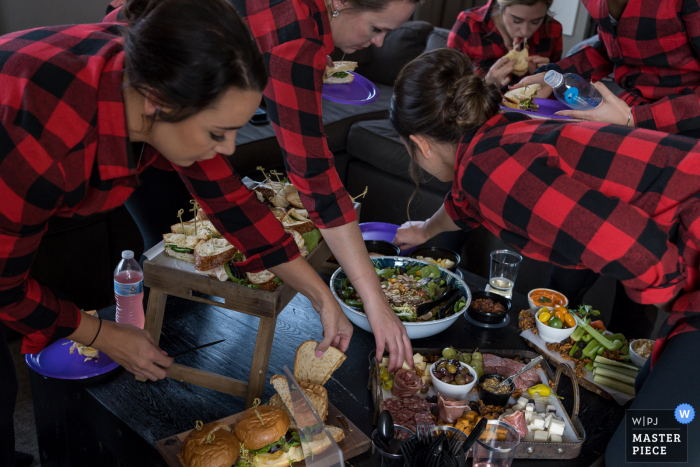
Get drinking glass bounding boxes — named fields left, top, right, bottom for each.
left=371, top=425, right=413, bottom=467
left=472, top=420, right=521, bottom=467
left=488, top=250, right=522, bottom=299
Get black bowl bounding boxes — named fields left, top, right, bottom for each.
left=365, top=240, right=401, bottom=257
left=408, top=247, right=460, bottom=272
left=468, top=291, right=511, bottom=324
left=478, top=374, right=515, bottom=407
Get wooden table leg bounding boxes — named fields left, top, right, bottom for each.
left=136, top=288, right=168, bottom=382
left=244, top=315, right=278, bottom=408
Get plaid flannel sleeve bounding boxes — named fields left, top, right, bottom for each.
left=173, top=155, right=300, bottom=272
left=630, top=0, right=700, bottom=134
left=552, top=38, right=614, bottom=81
left=447, top=11, right=471, bottom=54
left=262, top=38, right=356, bottom=229
left=443, top=192, right=482, bottom=232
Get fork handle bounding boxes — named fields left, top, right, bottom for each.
left=500, top=355, right=544, bottom=387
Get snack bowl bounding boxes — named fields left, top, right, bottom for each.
left=527, top=288, right=568, bottom=311
left=468, top=291, right=511, bottom=325
left=429, top=361, right=477, bottom=400
left=365, top=240, right=401, bottom=257
left=477, top=374, right=515, bottom=407
left=534, top=307, right=577, bottom=344
left=629, top=339, right=654, bottom=368
left=331, top=256, right=471, bottom=340
left=408, top=247, right=461, bottom=272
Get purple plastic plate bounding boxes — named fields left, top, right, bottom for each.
left=322, top=73, right=378, bottom=105
left=359, top=222, right=416, bottom=255
left=25, top=338, right=119, bottom=380
left=500, top=98, right=572, bottom=119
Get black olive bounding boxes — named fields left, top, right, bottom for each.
left=430, top=405, right=439, bottom=416
left=577, top=340, right=587, bottom=348
left=426, top=395, right=438, bottom=404
left=574, top=350, right=583, bottom=359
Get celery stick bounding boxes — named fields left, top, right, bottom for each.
left=594, top=375, right=635, bottom=395
left=593, top=367, right=637, bottom=385
left=594, top=356, right=640, bottom=371
left=592, top=362, right=639, bottom=377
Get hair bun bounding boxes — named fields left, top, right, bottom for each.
left=445, top=73, right=501, bottom=132
left=124, top=0, right=160, bottom=23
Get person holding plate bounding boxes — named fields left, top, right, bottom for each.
left=0, top=1, right=355, bottom=465
left=448, top=0, right=562, bottom=89
left=105, top=0, right=422, bottom=371
left=390, top=48, right=700, bottom=464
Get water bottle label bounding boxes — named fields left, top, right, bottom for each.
left=114, top=280, right=143, bottom=296
left=564, top=87, right=579, bottom=104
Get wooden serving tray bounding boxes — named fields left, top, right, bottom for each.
left=155, top=403, right=371, bottom=467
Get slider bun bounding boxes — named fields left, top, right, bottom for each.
left=234, top=406, right=290, bottom=451
left=178, top=421, right=240, bottom=467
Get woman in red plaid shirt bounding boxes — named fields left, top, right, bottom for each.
left=447, top=0, right=562, bottom=89
left=105, top=0, right=422, bottom=372
left=391, top=48, right=700, bottom=462
left=0, top=1, right=356, bottom=463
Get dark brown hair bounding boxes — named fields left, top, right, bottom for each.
left=390, top=48, right=501, bottom=176
left=341, top=0, right=423, bottom=14
left=123, top=0, right=267, bottom=123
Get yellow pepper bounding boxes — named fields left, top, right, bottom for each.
left=538, top=311, right=551, bottom=323
left=527, top=384, right=552, bottom=397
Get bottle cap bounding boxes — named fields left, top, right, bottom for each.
left=544, top=70, right=563, bottom=89
left=121, top=250, right=134, bottom=260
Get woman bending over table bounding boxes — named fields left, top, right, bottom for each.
left=105, top=0, right=420, bottom=371
left=391, top=48, right=699, bottom=464
left=0, top=0, right=353, bottom=464
left=448, top=0, right=562, bottom=89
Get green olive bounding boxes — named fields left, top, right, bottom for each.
left=454, top=375, right=466, bottom=385
left=437, top=362, right=447, bottom=371
left=446, top=364, right=457, bottom=374
left=382, top=380, right=394, bottom=390
left=380, top=372, right=390, bottom=382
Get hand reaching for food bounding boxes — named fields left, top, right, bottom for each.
left=510, top=72, right=552, bottom=99
left=314, top=298, right=353, bottom=354
left=485, top=56, right=516, bottom=88
left=526, top=55, right=549, bottom=75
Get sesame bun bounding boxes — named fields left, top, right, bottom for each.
left=233, top=406, right=290, bottom=451
left=178, top=421, right=240, bottom=467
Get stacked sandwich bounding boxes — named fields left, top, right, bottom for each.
left=66, top=310, right=100, bottom=362
left=178, top=341, right=347, bottom=467
left=502, top=84, right=540, bottom=111
left=322, top=61, right=357, bottom=84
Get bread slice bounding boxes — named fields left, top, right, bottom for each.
left=270, top=206, right=287, bottom=220
left=323, top=61, right=357, bottom=84
left=326, top=425, right=345, bottom=443
left=245, top=270, right=279, bottom=291
left=170, top=220, right=219, bottom=239
left=506, top=44, right=528, bottom=76
left=163, top=233, right=204, bottom=263
left=285, top=190, right=305, bottom=209
left=287, top=208, right=309, bottom=221
left=282, top=215, right=316, bottom=235
left=285, top=229, right=308, bottom=257
left=294, top=340, right=346, bottom=385
left=270, top=375, right=328, bottom=422
left=194, top=238, right=236, bottom=271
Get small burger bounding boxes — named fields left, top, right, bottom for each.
left=178, top=421, right=241, bottom=467
left=323, top=61, right=357, bottom=84
left=502, top=84, right=540, bottom=111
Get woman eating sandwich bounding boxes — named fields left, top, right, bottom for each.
left=105, top=0, right=420, bottom=372
left=389, top=47, right=700, bottom=464
left=0, top=1, right=355, bottom=462
left=448, top=0, right=562, bottom=89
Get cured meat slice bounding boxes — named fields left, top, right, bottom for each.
left=392, top=370, right=423, bottom=398
left=502, top=410, right=528, bottom=439
left=482, top=354, right=504, bottom=374
left=437, top=394, right=469, bottom=424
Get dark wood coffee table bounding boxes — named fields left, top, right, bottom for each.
left=30, top=269, right=625, bottom=467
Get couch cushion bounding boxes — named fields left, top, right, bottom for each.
left=425, top=27, right=450, bottom=52
left=346, top=119, right=452, bottom=192
left=229, top=83, right=393, bottom=176
left=359, top=21, right=434, bottom=86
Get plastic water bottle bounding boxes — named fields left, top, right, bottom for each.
left=544, top=70, right=602, bottom=111
left=114, top=250, right=145, bottom=328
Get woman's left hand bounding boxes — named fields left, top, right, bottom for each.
left=314, top=297, right=354, bottom=354
left=554, top=81, right=634, bottom=126
left=526, top=55, right=549, bottom=75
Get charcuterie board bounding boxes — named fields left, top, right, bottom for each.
left=368, top=348, right=586, bottom=460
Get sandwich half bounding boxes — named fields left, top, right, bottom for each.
left=502, top=84, right=540, bottom=111
left=194, top=238, right=237, bottom=272
left=163, top=233, right=204, bottom=263
left=506, top=40, right=528, bottom=77
left=323, top=61, right=357, bottom=84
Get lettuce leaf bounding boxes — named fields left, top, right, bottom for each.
left=302, top=229, right=322, bottom=253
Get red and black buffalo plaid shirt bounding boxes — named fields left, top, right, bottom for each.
left=0, top=24, right=298, bottom=353
left=105, top=0, right=357, bottom=229
left=445, top=111, right=700, bottom=368
left=447, top=0, right=562, bottom=84
left=551, top=0, right=700, bottom=136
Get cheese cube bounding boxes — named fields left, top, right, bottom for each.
left=517, top=397, right=530, bottom=406
left=524, top=411, right=534, bottom=424
left=402, top=360, right=412, bottom=370
left=525, top=403, right=535, bottom=412
left=533, top=430, right=549, bottom=442
left=544, top=414, right=554, bottom=429
left=549, top=419, right=566, bottom=437
left=415, top=361, right=427, bottom=372
left=530, top=415, right=545, bottom=431
left=413, top=353, right=424, bottom=364
left=421, top=375, right=431, bottom=385
left=381, top=357, right=389, bottom=367
left=550, top=434, right=563, bottom=443
left=503, top=408, right=513, bottom=415
left=511, top=404, right=524, bottom=412
left=546, top=405, right=557, bottom=414
left=535, top=401, right=546, bottom=413
left=523, top=431, right=535, bottom=442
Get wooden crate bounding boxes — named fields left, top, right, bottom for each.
left=141, top=204, right=359, bottom=408
left=155, top=403, right=371, bottom=467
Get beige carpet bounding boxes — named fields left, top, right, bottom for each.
left=10, top=339, right=40, bottom=467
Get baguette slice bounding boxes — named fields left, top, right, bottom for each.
left=294, top=340, right=346, bottom=385
left=270, top=206, right=288, bottom=220
left=282, top=215, right=316, bottom=235
left=285, top=229, right=308, bottom=257
left=270, top=375, right=328, bottom=422
left=194, top=238, right=236, bottom=271
left=163, top=233, right=204, bottom=263
left=170, top=220, right=219, bottom=239
left=245, top=269, right=279, bottom=291
left=285, top=190, right=305, bottom=209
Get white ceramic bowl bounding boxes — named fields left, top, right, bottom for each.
left=527, top=288, right=568, bottom=311
left=629, top=339, right=654, bottom=368
left=534, top=308, right=577, bottom=344
left=429, top=361, right=477, bottom=400
left=330, top=256, right=471, bottom=340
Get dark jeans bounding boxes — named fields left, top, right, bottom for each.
left=124, top=166, right=194, bottom=254
left=606, top=330, right=700, bottom=464
left=0, top=329, right=18, bottom=467
left=547, top=267, right=657, bottom=338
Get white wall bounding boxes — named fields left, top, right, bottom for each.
left=0, top=0, right=108, bottom=35
left=551, top=1, right=593, bottom=56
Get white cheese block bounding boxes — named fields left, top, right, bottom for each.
left=517, top=397, right=530, bottom=406
left=525, top=403, right=535, bottom=412
left=523, top=431, right=535, bottom=442
left=511, top=404, right=524, bottom=412
left=550, top=434, right=562, bottom=443
left=533, top=430, right=549, bottom=442
left=546, top=405, right=557, bottom=414
left=531, top=415, right=545, bottom=431
left=504, top=408, right=513, bottom=415
left=549, top=419, right=566, bottom=437
left=544, top=414, right=554, bottom=429
left=524, top=411, right=534, bottom=424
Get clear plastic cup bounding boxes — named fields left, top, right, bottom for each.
left=371, top=425, right=413, bottom=467
left=488, top=250, right=522, bottom=299
left=472, top=420, right=521, bottom=467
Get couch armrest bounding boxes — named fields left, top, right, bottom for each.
left=424, top=27, right=450, bottom=53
